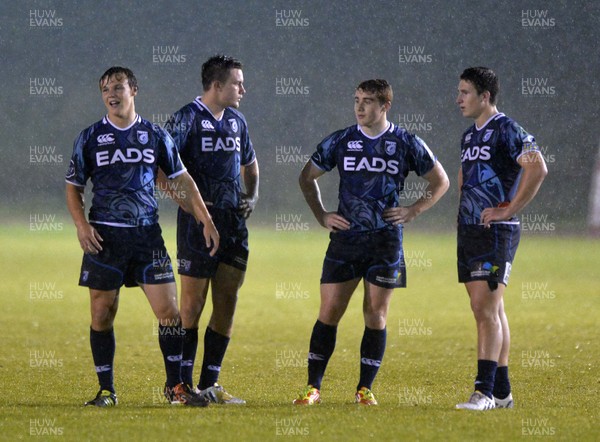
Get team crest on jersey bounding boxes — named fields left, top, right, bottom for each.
left=483, top=129, right=494, bottom=142
left=137, top=130, right=149, bottom=145
left=384, top=141, right=396, bottom=155
left=228, top=118, right=238, bottom=133
left=465, top=133, right=472, bottom=143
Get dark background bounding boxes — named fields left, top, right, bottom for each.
left=1, top=0, right=598, bottom=232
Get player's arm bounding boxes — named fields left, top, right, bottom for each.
left=481, top=151, right=548, bottom=227
left=299, top=161, right=350, bottom=231
left=65, top=183, right=103, bottom=254
left=383, top=161, right=450, bottom=225
left=157, top=168, right=187, bottom=210
left=239, top=158, right=259, bottom=219
left=170, top=171, right=220, bottom=256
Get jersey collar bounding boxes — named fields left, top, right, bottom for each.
left=475, top=112, right=504, bottom=131
left=193, top=96, right=224, bottom=122
left=103, top=114, right=141, bottom=131
left=357, top=122, right=393, bottom=140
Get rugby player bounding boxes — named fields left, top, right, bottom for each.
left=294, top=79, right=449, bottom=405
left=65, top=66, right=218, bottom=407
left=454, top=67, right=547, bottom=410
left=166, top=55, right=258, bottom=404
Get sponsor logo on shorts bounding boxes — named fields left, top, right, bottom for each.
left=375, top=269, right=402, bottom=286
left=375, top=275, right=399, bottom=285
left=503, top=262, right=512, bottom=285
left=470, top=261, right=500, bottom=279
left=153, top=271, right=174, bottom=281
left=233, top=256, right=248, bottom=267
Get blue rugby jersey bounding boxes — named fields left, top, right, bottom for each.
left=311, top=123, right=436, bottom=232
left=65, top=115, right=185, bottom=227
left=459, top=113, right=540, bottom=225
left=166, top=97, right=256, bottom=210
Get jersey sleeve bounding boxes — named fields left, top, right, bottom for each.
left=156, top=126, right=186, bottom=179
left=65, top=129, right=90, bottom=187
left=241, top=120, right=256, bottom=166
left=504, top=121, right=540, bottom=163
left=165, top=107, right=194, bottom=153
left=406, top=134, right=436, bottom=176
left=311, top=130, right=344, bottom=172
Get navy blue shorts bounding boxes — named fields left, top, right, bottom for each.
left=321, top=228, right=406, bottom=289
left=79, top=223, right=175, bottom=291
left=177, top=208, right=249, bottom=278
left=457, top=223, right=521, bottom=286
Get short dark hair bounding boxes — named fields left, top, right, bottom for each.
left=460, top=67, right=499, bottom=104
left=356, top=79, right=393, bottom=105
left=201, top=55, right=243, bottom=91
left=99, top=66, right=138, bottom=92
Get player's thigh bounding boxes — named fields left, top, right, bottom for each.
left=465, top=280, right=506, bottom=316
left=363, top=282, right=394, bottom=319
left=212, top=262, right=245, bottom=299
left=179, top=275, right=210, bottom=326
left=89, top=288, right=120, bottom=330
left=206, top=264, right=245, bottom=333
left=318, top=278, right=361, bottom=325
left=141, top=282, right=179, bottom=321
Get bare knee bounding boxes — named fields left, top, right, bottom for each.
left=470, top=299, right=500, bottom=324
left=364, top=309, right=387, bottom=330
left=155, top=305, right=180, bottom=325
left=90, top=293, right=118, bottom=331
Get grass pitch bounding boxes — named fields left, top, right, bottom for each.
left=0, top=224, right=598, bottom=441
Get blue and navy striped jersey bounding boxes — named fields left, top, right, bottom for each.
left=65, top=115, right=185, bottom=227
left=166, top=97, right=256, bottom=210
left=312, top=123, right=436, bottom=232
left=459, top=113, right=540, bottom=225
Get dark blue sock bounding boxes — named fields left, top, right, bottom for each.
left=181, top=328, right=198, bottom=386
left=199, top=327, right=230, bottom=390
left=90, top=327, right=116, bottom=393
left=158, top=324, right=184, bottom=388
left=357, top=326, right=386, bottom=391
left=307, top=320, right=337, bottom=390
left=475, top=359, right=497, bottom=399
left=493, top=365, right=511, bottom=399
